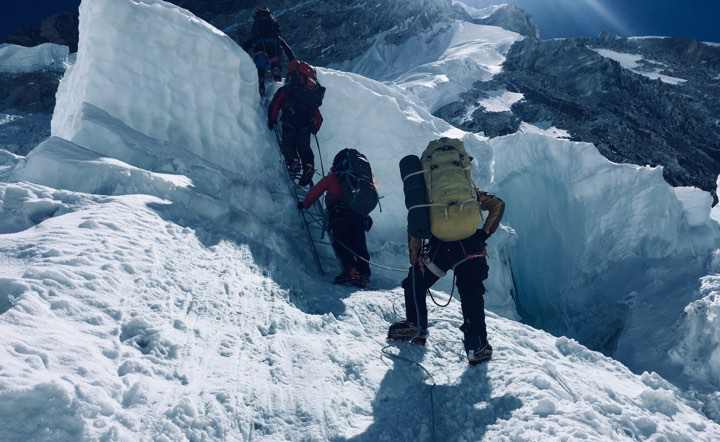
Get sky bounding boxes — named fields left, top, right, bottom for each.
left=465, top=0, right=720, bottom=42
left=0, top=0, right=80, bottom=37
left=2, top=0, right=720, bottom=43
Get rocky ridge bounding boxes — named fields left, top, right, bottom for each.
left=436, top=33, right=720, bottom=197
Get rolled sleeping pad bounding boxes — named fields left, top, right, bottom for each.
left=399, top=154, right=432, bottom=239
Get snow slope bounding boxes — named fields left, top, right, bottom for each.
left=2, top=184, right=718, bottom=441
left=2, top=0, right=720, bottom=440
left=478, top=89, right=524, bottom=112
left=453, top=1, right=507, bottom=20
left=335, top=20, right=522, bottom=112
left=0, top=43, right=69, bottom=73
left=590, top=48, right=688, bottom=85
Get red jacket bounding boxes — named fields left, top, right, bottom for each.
left=302, top=173, right=341, bottom=209
left=268, top=86, right=323, bottom=133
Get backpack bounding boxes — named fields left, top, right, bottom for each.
left=283, top=61, right=326, bottom=118
left=286, top=61, right=325, bottom=103
left=252, top=7, right=280, bottom=39
left=421, top=138, right=480, bottom=241
left=332, top=149, right=379, bottom=216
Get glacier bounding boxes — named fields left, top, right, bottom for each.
left=0, top=43, right=68, bottom=74
left=334, top=20, right=522, bottom=112
left=1, top=0, right=720, bottom=440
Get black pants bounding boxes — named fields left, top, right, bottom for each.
left=329, top=207, right=370, bottom=275
left=256, top=63, right=281, bottom=84
left=402, top=230, right=489, bottom=341
left=280, top=124, right=314, bottom=166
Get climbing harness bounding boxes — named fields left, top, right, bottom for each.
left=419, top=238, right=488, bottom=307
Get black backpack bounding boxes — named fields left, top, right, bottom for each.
left=333, top=149, right=379, bottom=216
left=252, top=8, right=280, bottom=39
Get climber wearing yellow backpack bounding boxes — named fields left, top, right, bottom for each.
left=389, top=137, right=505, bottom=365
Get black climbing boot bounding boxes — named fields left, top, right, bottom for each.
left=298, top=163, right=315, bottom=187
left=463, top=335, right=492, bottom=365
left=387, top=321, right=428, bottom=345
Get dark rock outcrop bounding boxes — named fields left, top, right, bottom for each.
left=0, top=71, right=63, bottom=114
left=172, top=0, right=467, bottom=66
left=0, top=70, right=63, bottom=155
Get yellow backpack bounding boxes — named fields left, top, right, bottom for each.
left=421, top=137, right=481, bottom=241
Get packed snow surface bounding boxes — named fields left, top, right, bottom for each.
left=2, top=185, right=718, bottom=441
left=590, top=48, right=687, bottom=85
left=0, top=43, right=69, bottom=73
left=2, top=0, right=720, bottom=440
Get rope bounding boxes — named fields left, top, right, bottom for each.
left=429, top=273, right=454, bottom=307
left=313, top=134, right=325, bottom=177
left=426, top=248, right=486, bottom=307
left=382, top=263, right=438, bottom=442
left=322, top=227, right=408, bottom=273
left=349, top=302, right=438, bottom=442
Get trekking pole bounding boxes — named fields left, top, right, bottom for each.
left=313, top=134, right=325, bottom=176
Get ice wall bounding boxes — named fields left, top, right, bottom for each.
left=0, top=43, right=68, bottom=73
left=491, top=133, right=720, bottom=362
left=51, top=0, right=267, bottom=175
left=669, top=250, right=720, bottom=391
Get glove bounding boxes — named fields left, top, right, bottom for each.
left=297, top=202, right=305, bottom=210
left=364, top=216, right=373, bottom=232
left=477, top=229, right=490, bottom=243
left=268, top=121, right=275, bottom=131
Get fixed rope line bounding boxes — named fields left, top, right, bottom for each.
left=347, top=302, right=439, bottom=442
left=321, top=228, right=408, bottom=273
left=382, top=263, right=439, bottom=442
left=313, top=134, right=325, bottom=176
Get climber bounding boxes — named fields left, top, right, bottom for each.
left=298, top=148, right=379, bottom=287
left=389, top=137, right=505, bottom=365
left=268, top=60, right=326, bottom=186
left=242, top=7, right=295, bottom=96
